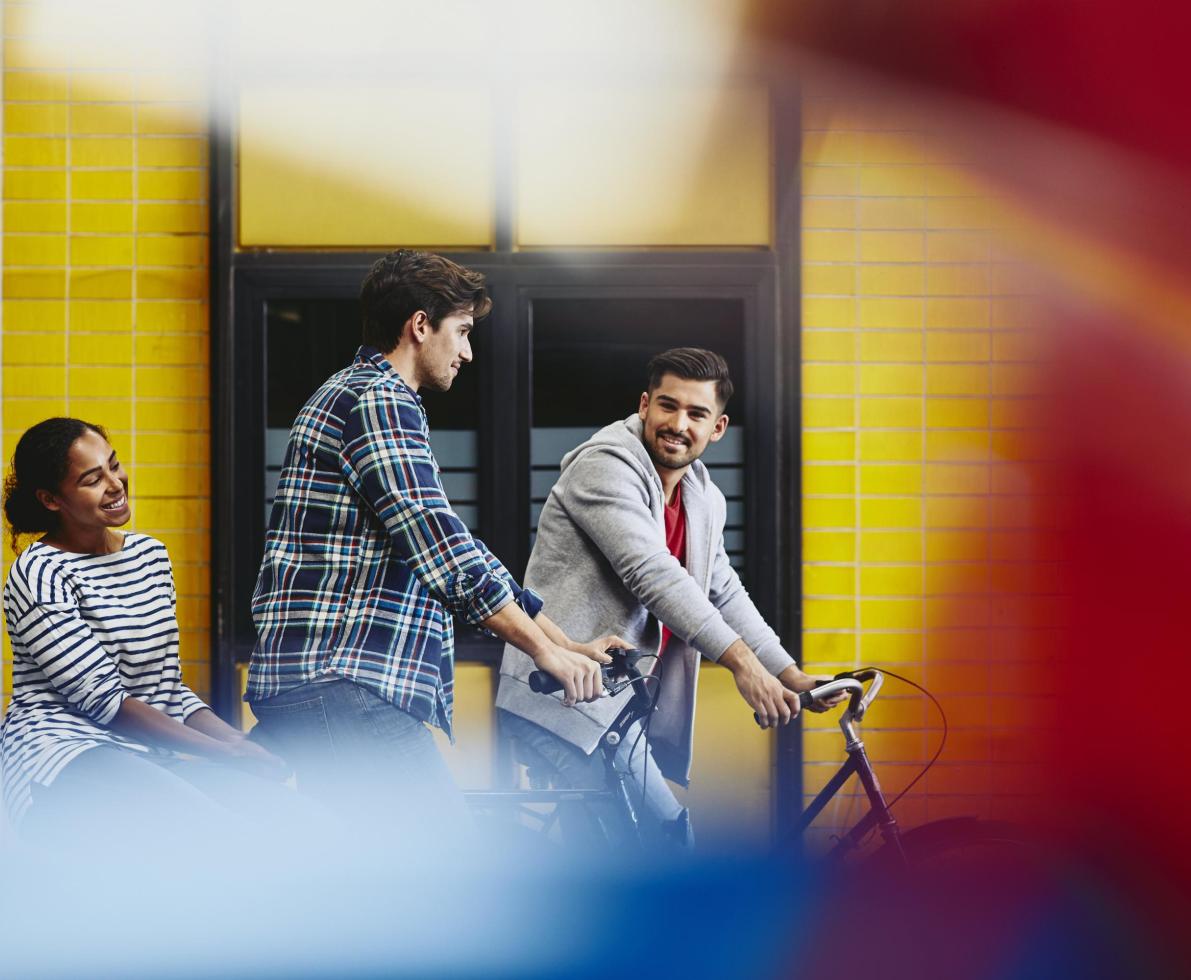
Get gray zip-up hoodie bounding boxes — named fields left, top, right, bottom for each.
left=496, top=415, right=795, bottom=784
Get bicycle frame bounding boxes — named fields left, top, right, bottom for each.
left=465, top=653, right=656, bottom=843
left=790, top=685, right=909, bottom=867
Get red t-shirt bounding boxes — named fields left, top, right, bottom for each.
left=658, top=482, right=687, bottom=656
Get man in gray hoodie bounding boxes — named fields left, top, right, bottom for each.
left=496, top=347, right=836, bottom=843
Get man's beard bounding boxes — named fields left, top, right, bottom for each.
left=644, top=430, right=699, bottom=470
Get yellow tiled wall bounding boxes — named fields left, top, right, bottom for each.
left=3, top=14, right=1040, bottom=847
left=799, top=97, right=1040, bottom=845
left=2, top=2, right=211, bottom=708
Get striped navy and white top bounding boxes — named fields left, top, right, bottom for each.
left=0, top=533, right=207, bottom=827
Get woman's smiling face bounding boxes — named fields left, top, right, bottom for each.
left=36, top=429, right=131, bottom=533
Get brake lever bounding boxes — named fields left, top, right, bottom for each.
left=602, top=647, right=645, bottom=698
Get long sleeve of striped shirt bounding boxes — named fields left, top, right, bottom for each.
left=5, top=564, right=130, bottom=725
left=339, top=384, right=518, bottom=625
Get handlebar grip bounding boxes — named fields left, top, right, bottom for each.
left=752, top=691, right=814, bottom=725
left=528, top=670, right=563, bottom=695
left=527, top=647, right=640, bottom=698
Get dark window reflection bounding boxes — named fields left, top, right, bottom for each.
left=530, top=297, right=747, bottom=572
left=264, top=299, right=482, bottom=534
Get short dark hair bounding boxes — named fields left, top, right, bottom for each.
left=359, top=249, right=492, bottom=354
left=646, top=347, right=734, bottom=410
left=3, top=417, right=108, bottom=552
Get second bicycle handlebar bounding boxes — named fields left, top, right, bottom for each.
left=754, top=669, right=879, bottom=725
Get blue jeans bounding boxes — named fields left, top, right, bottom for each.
left=498, top=709, right=690, bottom=849
left=249, top=678, right=469, bottom=840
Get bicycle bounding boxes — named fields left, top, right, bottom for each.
left=467, top=651, right=1033, bottom=870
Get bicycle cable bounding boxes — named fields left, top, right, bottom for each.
left=854, top=665, right=949, bottom=814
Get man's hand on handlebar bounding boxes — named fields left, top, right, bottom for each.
left=779, top=666, right=850, bottom=714
left=719, top=639, right=801, bottom=729
left=533, top=643, right=608, bottom=706
left=739, top=670, right=801, bottom=729
left=527, top=612, right=622, bottom=702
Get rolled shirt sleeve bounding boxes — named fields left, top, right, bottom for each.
left=173, top=683, right=212, bottom=722
left=339, top=385, right=516, bottom=625
left=473, top=537, right=544, bottom=618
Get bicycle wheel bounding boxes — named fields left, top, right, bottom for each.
left=868, top=816, right=1040, bottom=875
left=799, top=820, right=1137, bottom=980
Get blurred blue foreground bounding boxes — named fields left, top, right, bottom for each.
left=1, top=821, right=1179, bottom=980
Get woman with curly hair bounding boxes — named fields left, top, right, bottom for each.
left=1, top=417, right=292, bottom=845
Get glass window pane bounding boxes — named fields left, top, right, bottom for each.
left=516, top=83, right=771, bottom=247
left=240, top=83, right=493, bottom=247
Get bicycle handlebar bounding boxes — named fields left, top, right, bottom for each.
left=753, top=669, right=881, bottom=726
left=527, top=648, right=644, bottom=696
left=528, top=663, right=614, bottom=695
left=531, top=654, right=882, bottom=729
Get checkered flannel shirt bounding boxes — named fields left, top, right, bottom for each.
left=246, top=346, right=541, bottom=736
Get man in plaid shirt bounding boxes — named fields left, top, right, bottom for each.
left=247, top=250, right=616, bottom=829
